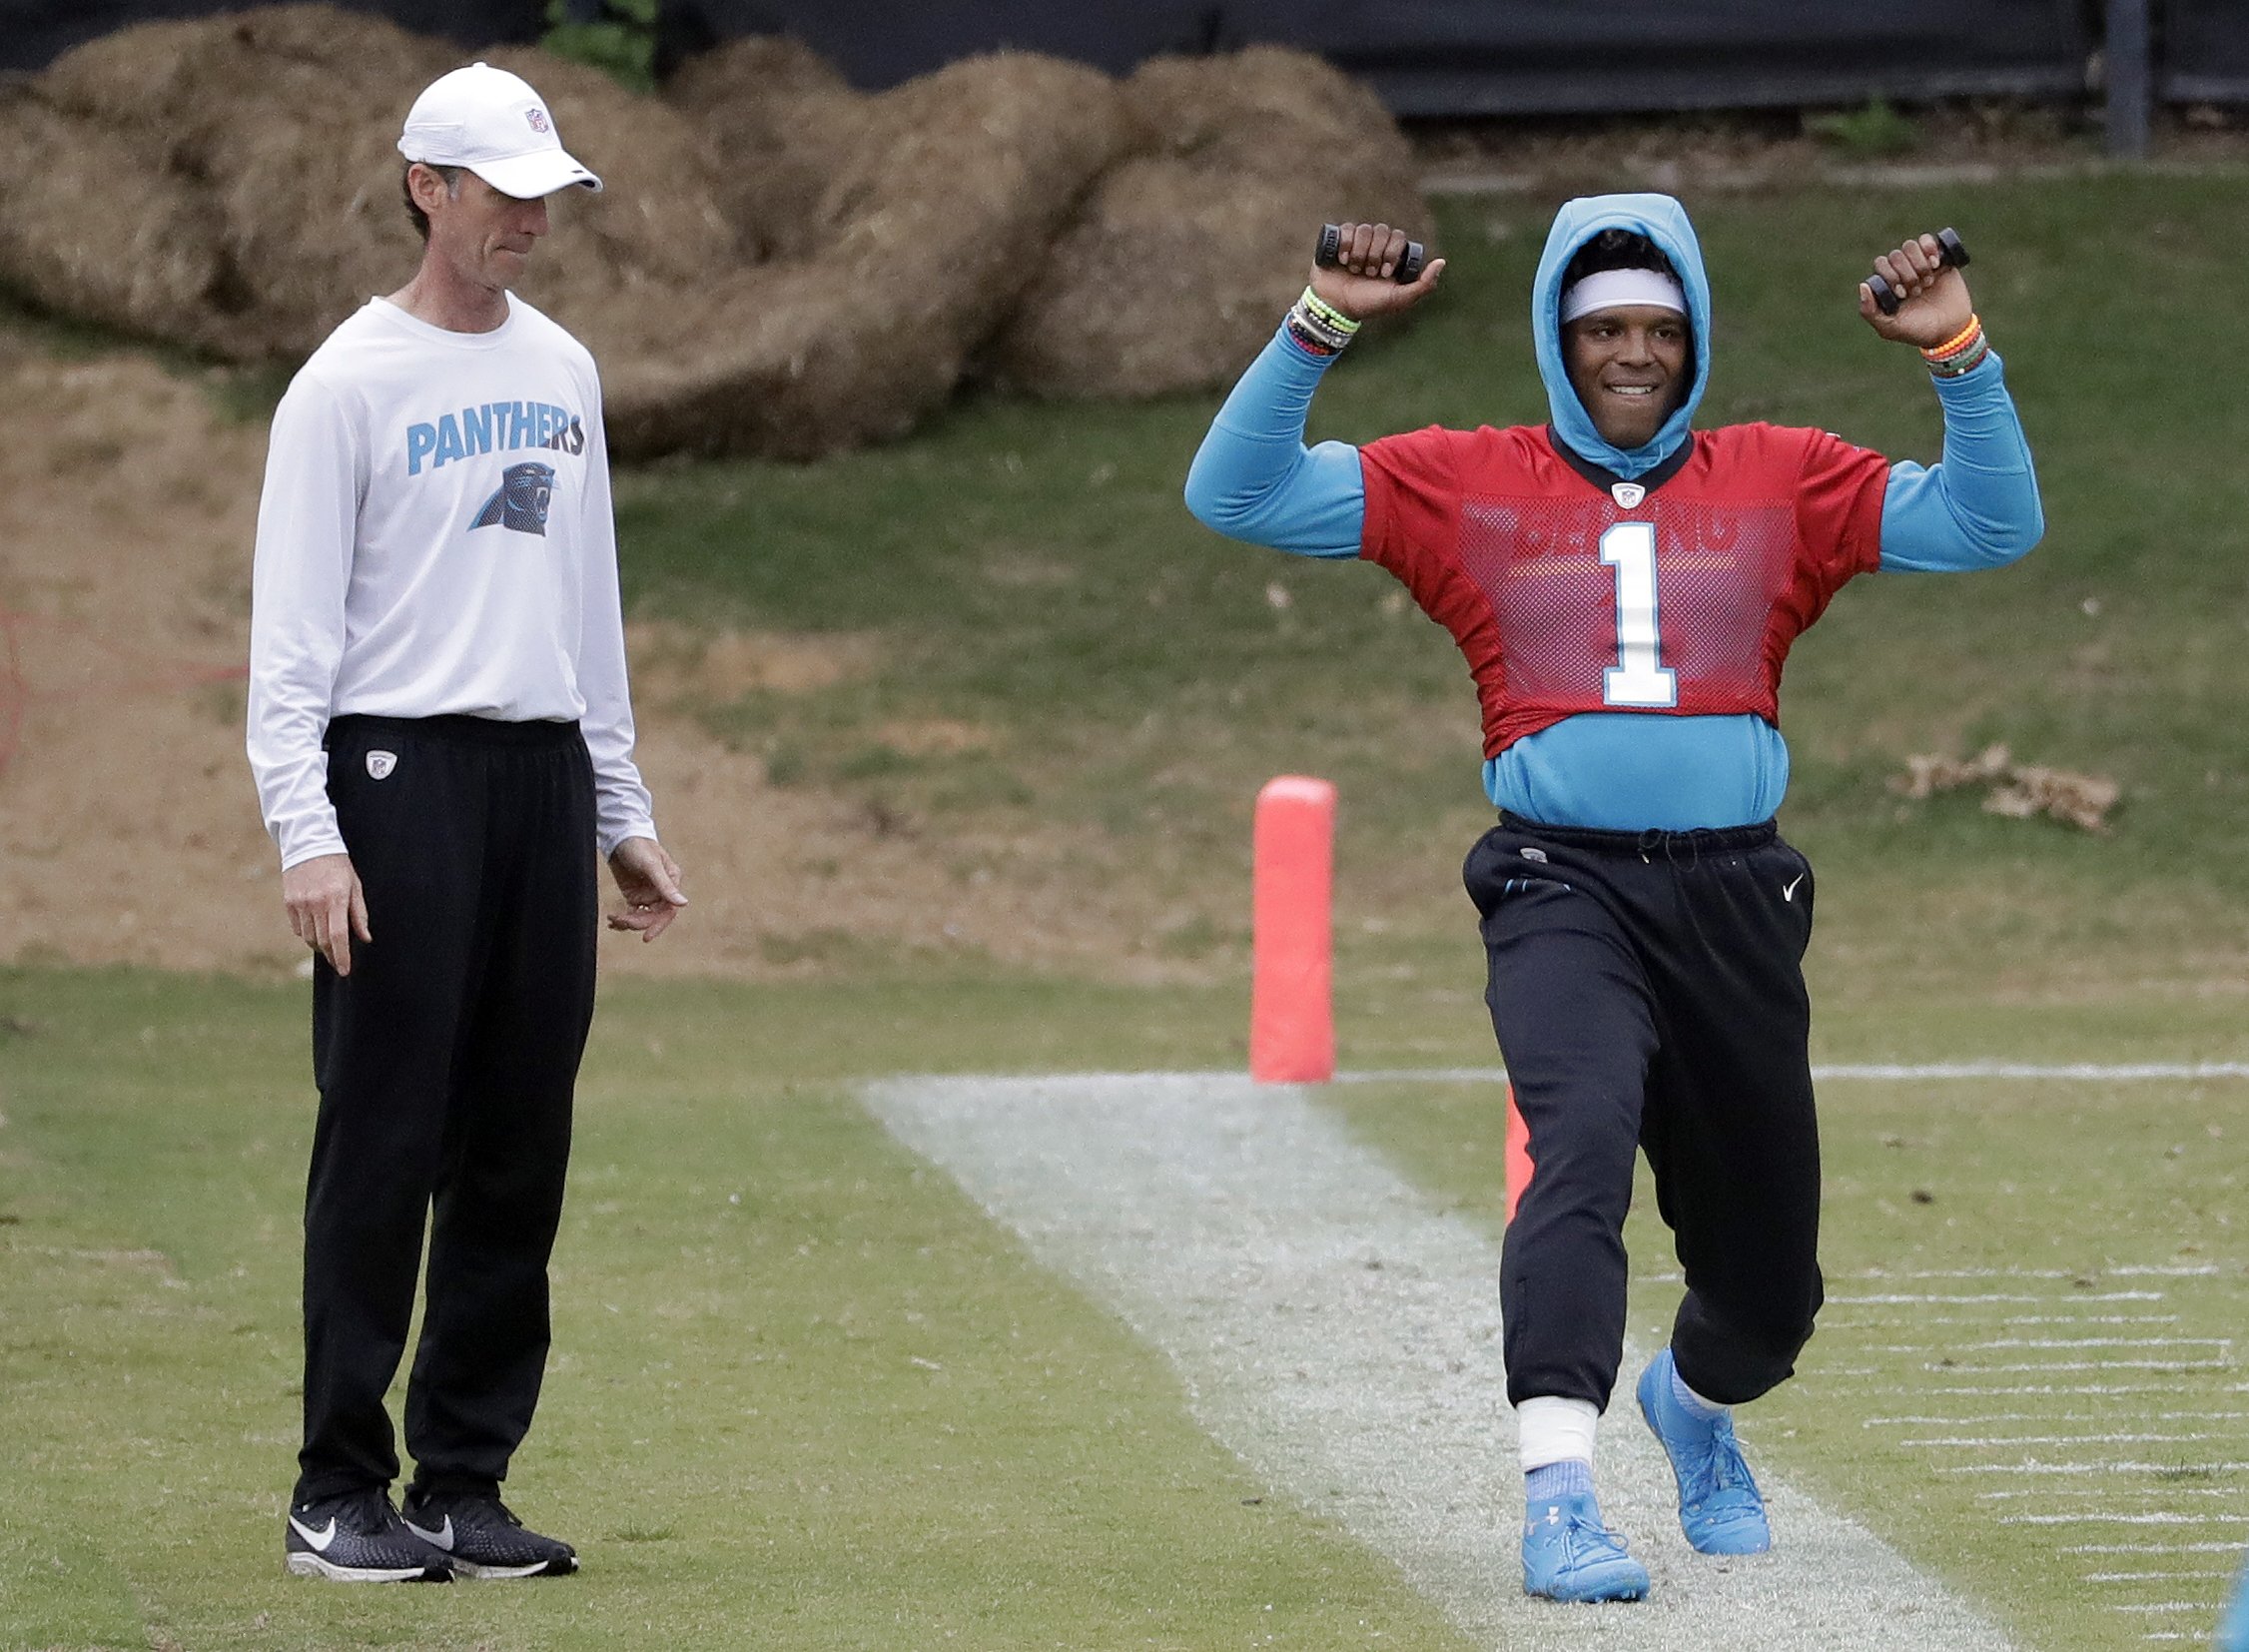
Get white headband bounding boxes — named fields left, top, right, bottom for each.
left=1560, top=268, right=1687, bottom=324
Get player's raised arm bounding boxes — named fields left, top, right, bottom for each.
left=1183, top=223, right=1443, bottom=557
left=1857, top=231, right=2045, bottom=573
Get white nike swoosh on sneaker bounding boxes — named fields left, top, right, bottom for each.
left=404, top=1515, right=454, bottom=1551
left=1783, top=874, right=1806, bottom=901
left=288, top=1515, right=339, bottom=1553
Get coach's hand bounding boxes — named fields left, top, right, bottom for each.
left=1309, top=222, right=1445, bottom=322
left=284, top=852, right=371, bottom=977
left=1858, top=233, right=1973, bottom=348
left=607, top=837, right=687, bottom=942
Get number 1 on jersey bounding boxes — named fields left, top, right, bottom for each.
left=1599, top=521, right=1677, bottom=707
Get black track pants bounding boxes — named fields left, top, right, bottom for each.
left=295, top=714, right=598, bottom=1505
left=1465, top=814, right=1824, bottom=1412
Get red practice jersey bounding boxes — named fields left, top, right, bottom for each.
left=1358, top=422, right=1890, bottom=757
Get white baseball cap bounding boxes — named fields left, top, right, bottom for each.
left=397, top=62, right=602, bottom=199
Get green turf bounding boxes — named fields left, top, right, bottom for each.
left=0, top=970, right=1471, bottom=1652
left=10, top=965, right=2248, bottom=1650
left=1326, top=1073, right=2249, bottom=1651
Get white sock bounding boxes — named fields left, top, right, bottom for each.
left=1518, top=1394, right=1599, bottom=1474
left=1670, top=1364, right=1729, bottom=1421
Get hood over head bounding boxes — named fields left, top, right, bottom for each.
left=1533, top=193, right=1711, bottom=479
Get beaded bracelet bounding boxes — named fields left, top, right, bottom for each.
left=1921, top=314, right=1989, bottom=379
left=1299, top=289, right=1362, bottom=338
left=1930, top=339, right=1989, bottom=378
left=1284, top=313, right=1342, bottom=358
left=1284, top=285, right=1361, bottom=358
left=1925, top=315, right=1981, bottom=359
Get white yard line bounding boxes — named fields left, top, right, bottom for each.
left=1871, top=1340, right=2223, bottom=1354
left=1980, top=1490, right=2243, bottom=1501
left=866, top=1072, right=2021, bottom=1652
left=1332, top=1063, right=2249, bottom=1084
left=1835, top=1293, right=2165, bottom=1304
left=2004, top=1513, right=2249, bottom=1526
left=1872, top=1414, right=2249, bottom=1427
left=1833, top=1292, right=2054, bottom=1305
left=1948, top=1339, right=2227, bottom=1351
left=1932, top=1365, right=2231, bottom=1376
left=1913, top=1434, right=2220, bottom=1447
left=1920, top=1383, right=2249, bottom=1397
left=1942, top=1467, right=2249, bottom=1485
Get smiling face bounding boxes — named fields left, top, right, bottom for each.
left=412, top=165, right=551, bottom=295
left=1562, top=304, right=1691, bottom=451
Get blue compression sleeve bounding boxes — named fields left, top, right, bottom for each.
left=1184, top=327, right=1366, bottom=557
left=1878, top=351, right=2043, bottom=573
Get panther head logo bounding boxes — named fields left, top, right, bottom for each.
left=470, top=461, right=557, bottom=535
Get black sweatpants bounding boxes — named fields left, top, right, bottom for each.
left=295, top=714, right=599, bottom=1505
left=1464, top=814, right=1823, bottom=1413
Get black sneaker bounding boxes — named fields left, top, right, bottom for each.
left=402, top=1488, right=578, bottom=1579
left=284, top=1487, right=451, bottom=1582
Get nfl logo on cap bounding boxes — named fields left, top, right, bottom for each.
left=396, top=63, right=603, bottom=197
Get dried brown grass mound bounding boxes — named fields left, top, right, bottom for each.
left=11, top=8, right=453, bottom=359
left=0, top=6, right=733, bottom=362
left=602, top=52, right=1131, bottom=459
left=0, top=86, right=226, bottom=340
left=0, top=17, right=1417, bottom=458
left=663, top=36, right=854, bottom=263
left=985, top=47, right=1429, bottom=402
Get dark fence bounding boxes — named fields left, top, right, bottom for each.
left=657, top=0, right=2094, bottom=112
left=657, top=0, right=2092, bottom=113
left=1241, top=0, right=2092, bottom=117
left=2162, top=0, right=2249, bottom=104
left=650, top=0, right=1223, bottom=84
left=9, top=0, right=2237, bottom=114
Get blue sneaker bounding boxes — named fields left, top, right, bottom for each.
left=1636, top=1348, right=1772, bottom=1555
left=1521, top=1491, right=1650, bottom=1603
left=2218, top=1551, right=2249, bottom=1651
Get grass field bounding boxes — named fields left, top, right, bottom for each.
left=8, top=171, right=2249, bottom=1649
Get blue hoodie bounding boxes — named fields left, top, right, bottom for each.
left=1183, top=194, right=2042, bottom=829
left=1532, top=193, right=1711, bottom=480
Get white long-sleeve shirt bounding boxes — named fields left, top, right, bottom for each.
left=248, top=294, right=656, bottom=869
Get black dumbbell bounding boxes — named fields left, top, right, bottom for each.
left=1869, top=228, right=1969, bottom=316
left=1317, top=223, right=1426, bottom=286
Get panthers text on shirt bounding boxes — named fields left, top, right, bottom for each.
left=406, top=400, right=587, bottom=475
